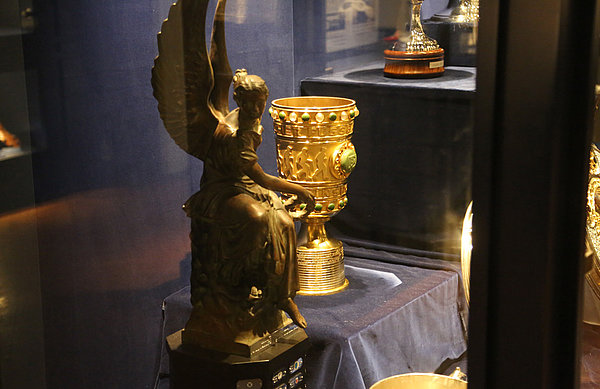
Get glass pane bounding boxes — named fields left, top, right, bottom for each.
left=0, top=0, right=45, bottom=388
left=0, top=0, right=475, bottom=387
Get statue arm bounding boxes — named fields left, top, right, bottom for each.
left=245, top=162, right=315, bottom=211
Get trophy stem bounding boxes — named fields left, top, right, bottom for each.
left=298, top=220, right=330, bottom=246
left=296, top=220, right=349, bottom=296
left=409, top=1, right=426, bottom=36
left=405, top=0, right=440, bottom=52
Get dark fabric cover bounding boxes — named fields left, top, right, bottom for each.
left=156, top=244, right=467, bottom=389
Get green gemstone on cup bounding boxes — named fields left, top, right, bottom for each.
left=329, top=112, right=337, bottom=121
left=301, top=113, right=310, bottom=122
left=314, top=204, right=323, bottom=212
left=300, top=204, right=306, bottom=210
left=279, top=111, right=286, bottom=120
left=269, top=107, right=273, bottom=115
left=340, top=149, right=357, bottom=174
left=349, top=109, right=355, bottom=118
left=339, top=200, right=345, bottom=208
left=344, top=198, right=348, bottom=205
left=328, top=203, right=335, bottom=211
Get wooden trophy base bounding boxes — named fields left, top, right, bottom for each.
left=167, top=325, right=309, bottom=389
left=384, top=48, right=445, bottom=79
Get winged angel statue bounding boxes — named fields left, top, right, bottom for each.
left=152, top=0, right=314, bottom=351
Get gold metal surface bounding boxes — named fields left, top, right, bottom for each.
left=404, top=0, right=440, bottom=52
left=370, top=367, right=467, bottom=389
left=296, top=222, right=349, bottom=295
left=449, top=0, right=479, bottom=23
left=272, top=96, right=358, bottom=295
left=460, top=202, right=473, bottom=305
left=587, top=144, right=600, bottom=301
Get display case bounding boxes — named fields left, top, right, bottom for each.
left=0, top=0, right=598, bottom=388
left=0, top=0, right=43, bottom=214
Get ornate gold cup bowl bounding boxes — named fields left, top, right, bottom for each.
left=271, top=96, right=358, bottom=295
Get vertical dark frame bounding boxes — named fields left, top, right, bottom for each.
left=470, top=0, right=600, bottom=388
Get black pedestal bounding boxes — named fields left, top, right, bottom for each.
left=167, top=328, right=310, bottom=389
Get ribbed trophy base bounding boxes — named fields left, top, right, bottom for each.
left=296, top=237, right=349, bottom=296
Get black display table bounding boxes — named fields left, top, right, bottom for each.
left=155, top=245, right=468, bottom=389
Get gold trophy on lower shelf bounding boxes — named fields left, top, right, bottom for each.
left=271, top=97, right=358, bottom=295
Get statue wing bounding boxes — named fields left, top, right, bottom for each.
left=208, top=0, right=233, bottom=116
left=151, top=0, right=232, bottom=161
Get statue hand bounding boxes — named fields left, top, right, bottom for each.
left=297, top=188, right=315, bottom=214
left=284, top=189, right=315, bottom=219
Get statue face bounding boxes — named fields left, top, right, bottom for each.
left=238, top=91, right=268, bottom=120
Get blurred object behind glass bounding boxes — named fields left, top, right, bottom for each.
left=580, top=85, right=600, bottom=388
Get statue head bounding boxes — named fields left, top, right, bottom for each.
left=233, top=69, right=269, bottom=120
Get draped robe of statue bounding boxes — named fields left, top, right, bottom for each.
left=183, top=109, right=299, bottom=338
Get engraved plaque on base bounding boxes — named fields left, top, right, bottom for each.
left=271, top=96, right=358, bottom=295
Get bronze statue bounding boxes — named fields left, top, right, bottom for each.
left=151, top=0, right=314, bottom=355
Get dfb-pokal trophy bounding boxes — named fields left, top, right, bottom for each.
left=151, top=1, right=313, bottom=388
left=271, top=97, right=359, bottom=295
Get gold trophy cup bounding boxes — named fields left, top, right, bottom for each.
left=271, top=96, right=358, bottom=295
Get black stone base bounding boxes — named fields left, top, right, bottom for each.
left=167, top=328, right=310, bottom=389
